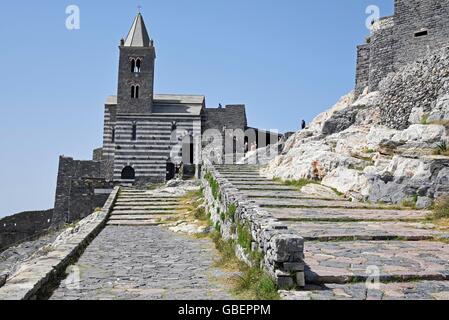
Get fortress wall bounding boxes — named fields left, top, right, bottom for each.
left=204, top=105, right=248, bottom=132
left=52, top=157, right=112, bottom=226
left=355, top=44, right=371, bottom=96
left=0, top=210, right=53, bottom=252
left=356, top=0, right=449, bottom=94
left=393, top=0, right=449, bottom=69
left=367, top=18, right=395, bottom=92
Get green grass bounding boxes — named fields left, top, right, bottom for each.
left=237, top=223, right=252, bottom=252
left=204, top=171, right=221, bottom=200
left=362, top=147, right=376, bottom=154
left=433, top=141, right=449, bottom=156
left=421, top=113, right=429, bottom=125
left=401, top=195, right=418, bottom=209
left=209, top=231, right=279, bottom=300
left=432, top=196, right=449, bottom=219
left=234, top=265, right=280, bottom=300
left=274, top=178, right=319, bottom=190
left=226, top=203, right=237, bottom=222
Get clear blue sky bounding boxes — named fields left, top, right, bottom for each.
left=0, top=0, right=393, bottom=217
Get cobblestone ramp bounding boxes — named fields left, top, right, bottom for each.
left=215, top=164, right=449, bottom=300
left=50, top=189, right=233, bottom=300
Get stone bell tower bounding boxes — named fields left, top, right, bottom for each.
left=117, top=12, right=156, bottom=114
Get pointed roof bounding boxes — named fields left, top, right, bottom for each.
left=124, top=13, right=151, bottom=47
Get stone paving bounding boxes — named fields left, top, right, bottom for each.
left=286, top=221, right=443, bottom=241
left=280, top=281, right=449, bottom=300
left=214, top=164, right=449, bottom=300
left=268, top=207, right=429, bottom=221
left=50, top=188, right=234, bottom=300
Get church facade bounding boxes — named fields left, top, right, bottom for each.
left=52, top=12, right=268, bottom=226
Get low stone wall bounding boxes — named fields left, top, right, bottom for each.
left=0, top=187, right=120, bottom=300
left=201, top=164, right=305, bottom=289
left=0, top=209, right=54, bottom=252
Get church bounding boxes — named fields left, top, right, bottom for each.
left=52, top=12, right=277, bottom=225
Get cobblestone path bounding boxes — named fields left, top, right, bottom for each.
left=50, top=190, right=233, bottom=300
left=215, top=165, right=449, bottom=300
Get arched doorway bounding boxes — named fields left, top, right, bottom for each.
left=166, top=162, right=176, bottom=181
left=121, top=166, right=135, bottom=180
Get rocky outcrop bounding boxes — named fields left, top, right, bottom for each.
left=261, top=47, right=449, bottom=208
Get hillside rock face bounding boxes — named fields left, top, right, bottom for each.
left=262, top=47, right=449, bottom=208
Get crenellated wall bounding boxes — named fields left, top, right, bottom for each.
left=355, top=0, right=449, bottom=95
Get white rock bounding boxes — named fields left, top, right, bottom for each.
left=391, top=124, right=446, bottom=145
left=322, top=167, right=369, bottom=197
left=408, top=107, right=425, bottom=124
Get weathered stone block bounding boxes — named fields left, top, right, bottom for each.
left=283, top=262, right=305, bottom=272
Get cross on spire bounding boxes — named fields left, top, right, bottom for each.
left=137, top=5, right=142, bottom=13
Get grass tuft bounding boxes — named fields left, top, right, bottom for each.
left=432, top=196, right=449, bottom=219
left=204, top=171, right=221, bottom=200
left=274, top=178, right=319, bottom=191
left=433, top=141, right=449, bottom=156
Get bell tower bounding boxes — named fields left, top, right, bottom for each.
left=117, top=12, right=156, bottom=114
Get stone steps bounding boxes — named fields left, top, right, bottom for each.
left=242, top=190, right=342, bottom=200
left=107, top=220, right=163, bottom=226
left=285, top=221, right=444, bottom=241
left=280, top=281, right=449, bottom=300
left=213, top=164, right=449, bottom=300
left=304, top=241, right=449, bottom=284
left=224, top=178, right=269, bottom=182
left=114, top=200, right=181, bottom=205
left=237, top=185, right=298, bottom=191
left=268, top=207, right=429, bottom=222
left=109, top=215, right=176, bottom=221
left=107, top=188, right=185, bottom=226
left=110, top=210, right=179, bottom=216
left=255, top=198, right=375, bottom=209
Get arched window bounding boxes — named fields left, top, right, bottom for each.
left=131, top=122, right=137, bottom=141
left=131, top=85, right=135, bottom=98
left=136, top=59, right=142, bottom=73
left=121, top=166, right=135, bottom=180
left=135, top=85, right=140, bottom=99
left=131, top=59, right=136, bottom=73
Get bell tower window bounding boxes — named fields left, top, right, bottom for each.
left=136, top=59, right=142, bottom=73
left=131, top=122, right=137, bottom=141
left=131, top=58, right=142, bottom=73
left=131, top=85, right=140, bottom=99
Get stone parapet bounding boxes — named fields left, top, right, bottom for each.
left=201, top=163, right=305, bottom=289
left=0, top=187, right=120, bottom=300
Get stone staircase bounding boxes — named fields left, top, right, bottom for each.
left=107, top=188, right=185, bottom=226
left=215, top=164, right=449, bottom=300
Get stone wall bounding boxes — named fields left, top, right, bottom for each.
left=0, top=188, right=119, bottom=300
left=355, top=0, right=449, bottom=94
left=53, top=156, right=113, bottom=227
left=378, top=46, right=449, bottom=129
left=354, top=44, right=371, bottom=96
left=201, top=164, right=305, bottom=289
left=204, top=105, right=248, bottom=132
left=0, top=210, right=53, bottom=252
